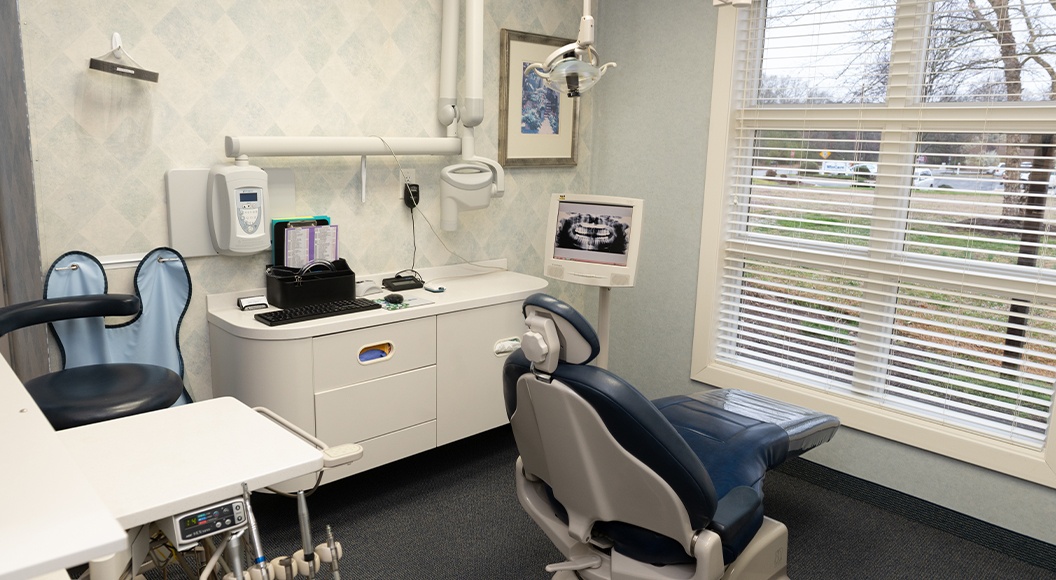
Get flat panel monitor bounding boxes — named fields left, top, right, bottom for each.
left=543, top=193, right=643, bottom=288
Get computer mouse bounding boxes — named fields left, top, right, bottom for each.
left=384, top=293, right=404, bottom=305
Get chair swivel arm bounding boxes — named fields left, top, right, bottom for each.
left=0, top=294, right=141, bottom=338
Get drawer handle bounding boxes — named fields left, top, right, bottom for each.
left=359, top=341, right=394, bottom=364
left=494, top=337, right=521, bottom=356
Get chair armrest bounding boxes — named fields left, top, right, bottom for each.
left=0, top=294, right=141, bottom=337
left=708, top=485, right=762, bottom=538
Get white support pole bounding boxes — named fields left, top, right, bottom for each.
left=462, top=0, right=484, bottom=127
left=360, top=156, right=367, bottom=203
left=438, top=0, right=459, bottom=132
left=595, top=286, right=611, bottom=369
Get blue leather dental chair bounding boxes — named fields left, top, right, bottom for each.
left=502, top=294, right=840, bottom=580
left=0, top=294, right=184, bottom=430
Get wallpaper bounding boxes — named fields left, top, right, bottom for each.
left=19, top=0, right=591, bottom=399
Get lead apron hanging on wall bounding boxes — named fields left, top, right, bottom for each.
left=44, top=247, right=193, bottom=405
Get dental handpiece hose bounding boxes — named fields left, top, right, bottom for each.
left=226, top=531, right=244, bottom=580
left=297, top=491, right=315, bottom=580
left=242, top=483, right=269, bottom=580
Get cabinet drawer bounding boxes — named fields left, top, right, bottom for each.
left=315, top=366, right=436, bottom=444
left=313, top=317, right=436, bottom=392
left=321, top=421, right=437, bottom=482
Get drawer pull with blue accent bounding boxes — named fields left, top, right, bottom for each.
left=359, top=342, right=393, bottom=363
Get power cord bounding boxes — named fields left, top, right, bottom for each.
left=370, top=134, right=511, bottom=277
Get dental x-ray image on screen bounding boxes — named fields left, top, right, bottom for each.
left=554, top=201, right=632, bottom=266
left=544, top=194, right=642, bottom=288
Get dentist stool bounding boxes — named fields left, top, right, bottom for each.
left=0, top=294, right=183, bottom=430
left=502, top=293, right=840, bottom=579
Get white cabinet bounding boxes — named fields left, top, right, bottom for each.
left=436, top=301, right=525, bottom=445
left=206, top=265, right=546, bottom=487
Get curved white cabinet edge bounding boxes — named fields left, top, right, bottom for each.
left=207, top=269, right=547, bottom=341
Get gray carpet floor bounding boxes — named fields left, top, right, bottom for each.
left=240, top=426, right=1056, bottom=579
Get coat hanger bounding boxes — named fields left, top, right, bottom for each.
left=88, top=32, right=159, bottom=83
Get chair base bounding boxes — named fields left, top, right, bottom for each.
left=518, top=459, right=790, bottom=580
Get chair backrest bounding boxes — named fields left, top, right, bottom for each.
left=502, top=293, right=719, bottom=555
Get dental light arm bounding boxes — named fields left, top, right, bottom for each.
left=524, top=0, right=616, bottom=97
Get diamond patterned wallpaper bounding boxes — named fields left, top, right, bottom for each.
left=20, top=0, right=591, bottom=400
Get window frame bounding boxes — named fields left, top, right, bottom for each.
left=692, top=1, right=1056, bottom=487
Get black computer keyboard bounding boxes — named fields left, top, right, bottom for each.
left=254, top=298, right=382, bottom=326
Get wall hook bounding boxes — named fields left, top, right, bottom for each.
left=88, top=32, right=159, bottom=83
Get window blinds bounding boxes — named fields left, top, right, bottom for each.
left=717, top=0, right=1056, bottom=448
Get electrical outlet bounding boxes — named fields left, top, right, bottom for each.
left=403, top=169, right=416, bottom=184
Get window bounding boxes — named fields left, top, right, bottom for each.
left=695, top=0, right=1056, bottom=485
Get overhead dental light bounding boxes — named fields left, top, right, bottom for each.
left=524, top=1, right=616, bottom=97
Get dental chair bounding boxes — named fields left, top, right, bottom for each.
left=502, top=294, right=840, bottom=580
left=0, top=294, right=184, bottom=430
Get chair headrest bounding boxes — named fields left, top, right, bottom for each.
left=520, top=293, right=600, bottom=373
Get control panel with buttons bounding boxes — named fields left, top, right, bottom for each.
left=157, top=497, right=248, bottom=551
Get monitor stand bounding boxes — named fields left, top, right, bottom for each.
left=596, top=286, right=612, bottom=369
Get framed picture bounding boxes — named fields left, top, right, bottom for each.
left=499, top=30, right=579, bottom=167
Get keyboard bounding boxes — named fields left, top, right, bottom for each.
left=254, top=298, right=382, bottom=326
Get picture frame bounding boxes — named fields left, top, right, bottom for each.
left=499, top=30, right=579, bottom=167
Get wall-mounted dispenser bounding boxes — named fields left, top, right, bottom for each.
left=439, top=163, right=501, bottom=231
left=207, top=156, right=270, bottom=255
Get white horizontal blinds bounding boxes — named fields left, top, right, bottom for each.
left=924, top=0, right=1056, bottom=103
left=717, top=258, right=862, bottom=390
left=885, top=281, right=1055, bottom=444
left=721, top=240, right=1056, bottom=446
left=719, top=0, right=1056, bottom=448
left=738, top=130, right=881, bottom=247
left=906, top=133, right=1056, bottom=269
left=756, top=0, right=897, bottom=105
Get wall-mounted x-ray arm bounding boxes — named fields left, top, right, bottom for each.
left=438, top=0, right=460, bottom=134
left=224, top=0, right=504, bottom=223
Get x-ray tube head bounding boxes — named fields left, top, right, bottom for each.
left=439, top=163, right=497, bottom=231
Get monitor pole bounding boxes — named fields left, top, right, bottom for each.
left=595, top=286, right=611, bottom=369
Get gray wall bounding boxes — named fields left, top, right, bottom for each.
left=591, top=1, right=712, bottom=396
left=593, top=0, right=1056, bottom=544
left=0, top=0, right=46, bottom=380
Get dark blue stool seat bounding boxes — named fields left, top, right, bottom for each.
left=0, top=294, right=186, bottom=431
left=25, top=362, right=183, bottom=430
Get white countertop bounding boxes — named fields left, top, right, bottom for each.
left=207, top=261, right=548, bottom=341
left=0, top=361, right=126, bottom=580
left=58, top=397, right=324, bottom=529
